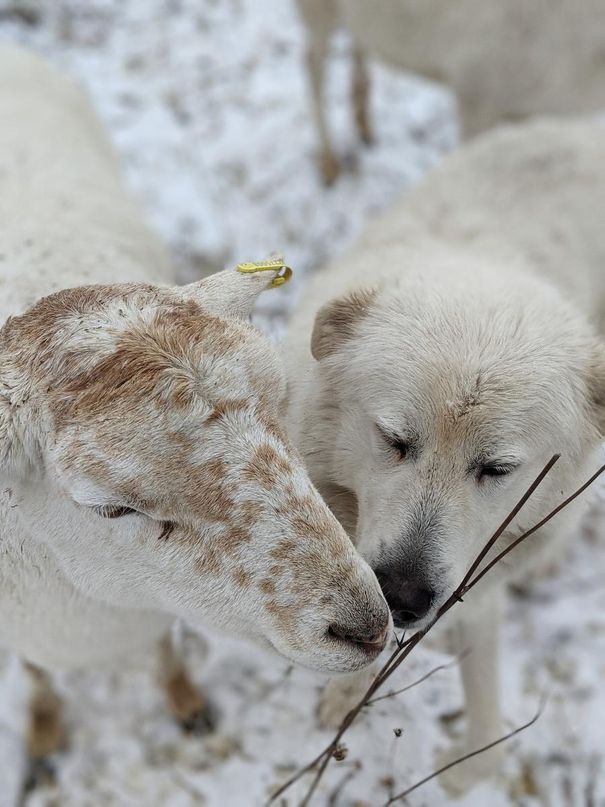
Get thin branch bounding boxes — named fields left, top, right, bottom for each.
left=327, top=761, right=361, bottom=807
left=268, top=457, right=556, bottom=804
left=366, top=652, right=469, bottom=706
left=457, top=454, right=560, bottom=590
left=299, top=746, right=336, bottom=807
left=384, top=696, right=547, bottom=805
left=269, top=748, right=332, bottom=803
left=464, top=461, right=605, bottom=592
left=269, top=637, right=420, bottom=802
left=268, top=456, right=605, bottom=806
left=372, top=633, right=417, bottom=687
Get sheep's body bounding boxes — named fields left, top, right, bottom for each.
left=0, top=48, right=170, bottom=319
left=0, top=47, right=389, bottom=700
left=0, top=47, right=174, bottom=670
left=296, top=0, right=605, bottom=182
left=0, top=522, right=173, bottom=669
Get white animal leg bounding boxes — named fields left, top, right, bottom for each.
left=352, top=45, right=373, bottom=145
left=24, top=663, right=65, bottom=759
left=157, top=631, right=215, bottom=734
left=441, top=593, right=504, bottom=793
left=317, top=662, right=379, bottom=729
left=306, top=35, right=340, bottom=185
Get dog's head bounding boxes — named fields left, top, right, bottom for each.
left=309, top=267, right=605, bottom=630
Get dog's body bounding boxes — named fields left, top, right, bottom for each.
left=296, top=0, right=605, bottom=182
left=284, top=119, right=605, bottom=788
left=0, top=47, right=391, bottom=758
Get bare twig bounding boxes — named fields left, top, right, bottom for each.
left=366, top=651, right=469, bottom=706
left=463, top=461, right=605, bottom=592
left=457, top=455, right=560, bottom=590
left=384, top=696, right=547, bottom=805
left=326, top=760, right=361, bottom=807
left=268, top=455, right=605, bottom=805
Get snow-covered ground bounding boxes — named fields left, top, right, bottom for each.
left=0, top=1, right=604, bottom=805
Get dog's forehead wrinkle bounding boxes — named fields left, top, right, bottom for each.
left=362, top=288, right=592, bottom=389
left=365, top=352, right=575, bottom=451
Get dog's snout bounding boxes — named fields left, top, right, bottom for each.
left=375, top=569, right=435, bottom=627
left=328, top=622, right=388, bottom=654
left=391, top=582, right=433, bottom=625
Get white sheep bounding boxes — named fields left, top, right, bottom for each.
left=296, top=0, right=605, bottom=183
left=0, top=46, right=390, bottom=759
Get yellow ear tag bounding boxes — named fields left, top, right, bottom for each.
left=236, top=259, right=293, bottom=288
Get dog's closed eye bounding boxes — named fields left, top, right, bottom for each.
left=376, top=424, right=410, bottom=460
left=476, top=463, right=517, bottom=482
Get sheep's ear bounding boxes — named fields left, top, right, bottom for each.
left=588, top=340, right=605, bottom=436
left=182, top=265, right=289, bottom=321
left=311, top=288, right=376, bottom=361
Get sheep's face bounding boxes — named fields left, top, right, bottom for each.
left=0, top=269, right=389, bottom=673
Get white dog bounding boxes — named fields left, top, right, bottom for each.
left=0, top=46, right=390, bottom=760
left=296, top=0, right=605, bottom=183
left=284, top=119, right=605, bottom=789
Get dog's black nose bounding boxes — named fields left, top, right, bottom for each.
left=375, top=573, right=434, bottom=627
left=390, top=582, right=433, bottom=626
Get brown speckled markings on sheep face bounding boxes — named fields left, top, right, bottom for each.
left=243, top=443, right=293, bottom=489
left=1, top=273, right=390, bottom=674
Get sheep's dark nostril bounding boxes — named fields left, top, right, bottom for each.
left=328, top=623, right=388, bottom=654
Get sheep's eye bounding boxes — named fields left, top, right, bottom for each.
left=159, top=521, right=175, bottom=541
left=95, top=505, right=139, bottom=518
left=378, top=427, right=409, bottom=460
left=477, top=465, right=515, bottom=481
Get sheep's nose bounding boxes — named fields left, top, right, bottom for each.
left=328, top=622, right=389, bottom=654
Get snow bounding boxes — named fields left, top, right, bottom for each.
left=0, top=1, right=604, bottom=805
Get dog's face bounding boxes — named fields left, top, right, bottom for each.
left=310, top=273, right=605, bottom=630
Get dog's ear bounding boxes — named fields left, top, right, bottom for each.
left=588, top=340, right=605, bottom=436
left=311, top=288, right=376, bottom=361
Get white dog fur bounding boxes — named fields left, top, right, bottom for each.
left=295, top=0, right=605, bottom=183
left=0, top=46, right=391, bottom=755
left=284, top=119, right=605, bottom=789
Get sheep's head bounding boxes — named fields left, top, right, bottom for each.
left=0, top=268, right=389, bottom=672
